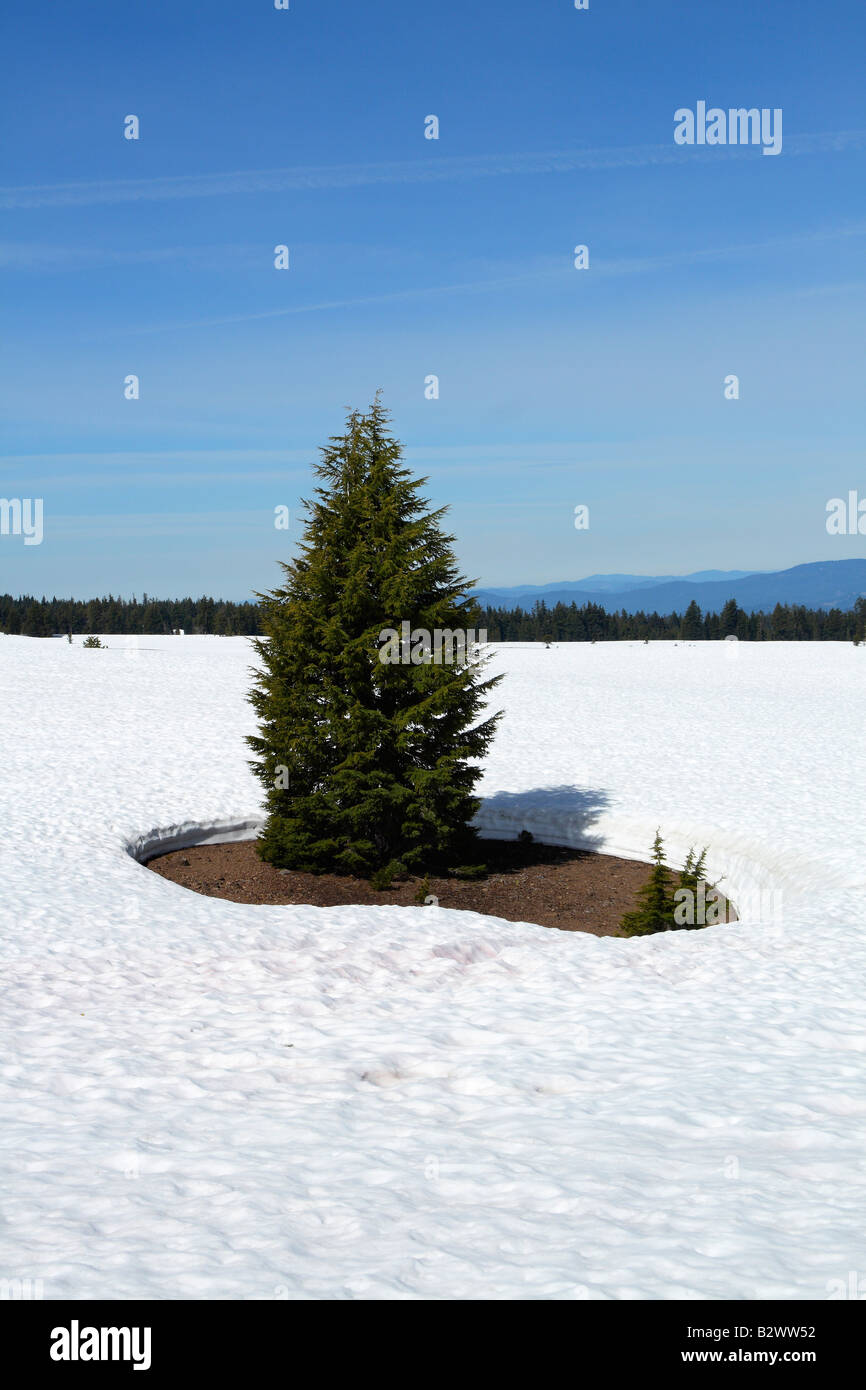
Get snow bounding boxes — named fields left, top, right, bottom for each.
left=1, top=634, right=865, bottom=1300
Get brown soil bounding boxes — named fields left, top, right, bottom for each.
left=146, top=837, right=671, bottom=937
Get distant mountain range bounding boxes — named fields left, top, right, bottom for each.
left=475, top=560, right=866, bottom=615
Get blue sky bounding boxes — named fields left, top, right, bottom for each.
left=1, top=0, right=865, bottom=598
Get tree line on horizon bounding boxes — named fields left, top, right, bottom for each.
left=0, top=593, right=260, bottom=637
left=483, top=594, right=866, bottom=643
left=1, top=591, right=865, bottom=643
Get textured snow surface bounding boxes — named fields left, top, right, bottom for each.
left=1, top=635, right=865, bottom=1300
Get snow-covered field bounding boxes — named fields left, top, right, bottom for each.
left=2, top=635, right=865, bottom=1300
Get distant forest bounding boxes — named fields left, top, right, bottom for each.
left=2, top=592, right=865, bottom=642
left=483, top=595, right=866, bottom=643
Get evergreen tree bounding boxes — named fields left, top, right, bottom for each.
left=621, top=837, right=728, bottom=935
left=247, top=399, right=503, bottom=877
left=675, top=845, right=723, bottom=929
left=619, top=830, right=677, bottom=936
left=678, top=845, right=709, bottom=898
left=22, top=603, right=44, bottom=637
left=680, top=599, right=704, bottom=640
left=719, top=598, right=740, bottom=636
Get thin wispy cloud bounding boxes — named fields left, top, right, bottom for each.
left=0, top=448, right=312, bottom=468
left=0, top=443, right=665, bottom=486
left=110, top=218, right=866, bottom=336
left=8, top=215, right=865, bottom=292
left=0, top=239, right=415, bottom=274
left=0, top=242, right=261, bottom=271
left=2, top=131, right=864, bottom=211
left=0, top=449, right=313, bottom=489
left=122, top=272, right=555, bottom=335
left=43, top=510, right=282, bottom=538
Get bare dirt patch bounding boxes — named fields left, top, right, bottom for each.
left=146, top=837, right=660, bottom=936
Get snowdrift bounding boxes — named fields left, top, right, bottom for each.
left=1, top=634, right=864, bottom=1299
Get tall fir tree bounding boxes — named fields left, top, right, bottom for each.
left=247, top=399, right=502, bottom=877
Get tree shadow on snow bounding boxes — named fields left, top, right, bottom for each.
left=476, top=785, right=610, bottom=856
